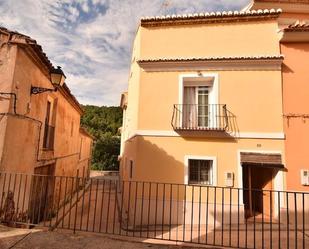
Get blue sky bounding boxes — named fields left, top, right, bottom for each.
left=0, top=0, right=249, bottom=106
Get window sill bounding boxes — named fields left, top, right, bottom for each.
left=188, top=182, right=213, bottom=187
left=42, top=148, right=54, bottom=152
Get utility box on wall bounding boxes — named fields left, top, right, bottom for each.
left=301, top=169, right=309, bottom=186
left=224, top=172, right=234, bottom=187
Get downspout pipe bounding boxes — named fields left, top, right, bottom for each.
left=0, top=92, right=17, bottom=114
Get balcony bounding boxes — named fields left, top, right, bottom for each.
left=171, top=104, right=231, bottom=132
left=43, top=124, right=55, bottom=150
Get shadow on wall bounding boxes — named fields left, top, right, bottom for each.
left=123, top=136, right=186, bottom=184
left=121, top=136, right=186, bottom=231
left=282, top=63, right=294, bottom=75
left=226, top=109, right=239, bottom=137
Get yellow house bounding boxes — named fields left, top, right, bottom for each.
left=119, top=7, right=288, bottom=224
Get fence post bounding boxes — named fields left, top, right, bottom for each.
left=73, top=172, right=79, bottom=234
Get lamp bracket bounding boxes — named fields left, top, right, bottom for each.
left=30, top=86, right=57, bottom=95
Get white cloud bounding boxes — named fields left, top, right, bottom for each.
left=0, top=0, right=249, bottom=106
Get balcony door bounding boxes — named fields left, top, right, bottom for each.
left=183, top=86, right=209, bottom=129
left=197, top=87, right=209, bottom=127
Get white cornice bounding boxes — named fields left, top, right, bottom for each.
left=125, top=130, right=285, bottom=140
left=138, top=58, right=283, bottom=72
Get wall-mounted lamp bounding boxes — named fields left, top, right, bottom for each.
left=30, top=66, right=66, bottom=95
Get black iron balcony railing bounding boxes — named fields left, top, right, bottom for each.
left=171, top=104, right=229, bottom=131
left=43, top=124, right=55, bottom=150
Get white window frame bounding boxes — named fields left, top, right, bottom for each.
left=179, top=73, right=219, bottom=128
left=184, top=155, right=217, bottom=186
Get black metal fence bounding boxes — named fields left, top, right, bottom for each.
left=0, top=171, right=308, bottom=249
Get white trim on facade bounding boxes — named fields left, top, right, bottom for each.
left=184, top=155, right=217, bottom=186
left=138, top=59, right=283, bottom=72
left=274, top=170, right=285, bottom=215
left=134, top=130, right=180, bottom=137
left=128, top=130, right=285, bottom=140
left=237, top=132, right=285, bottom=139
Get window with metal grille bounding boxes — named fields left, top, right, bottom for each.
left=189, top=159, right=212, bottom=185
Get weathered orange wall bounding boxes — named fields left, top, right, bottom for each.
left=0, top=43, right=17, bottom=168
left=281, top=42, right=309, bottom=191
left=0, top=34, right=93, bottom=177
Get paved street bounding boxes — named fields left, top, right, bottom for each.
left=0, top=225, right=218, bottom=249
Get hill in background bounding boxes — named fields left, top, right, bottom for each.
left=81, top=105, right=123, bottom=171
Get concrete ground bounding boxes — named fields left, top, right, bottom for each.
left=0, top=225, right=221, bottom=249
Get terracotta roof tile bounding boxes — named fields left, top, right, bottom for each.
left=0, top=26, right=83, bottom=113
left=284, top=21, right=309, bottom=32
left=138, top=55, right=284, bottom=63
left=0, top=26, right=53, bottom=70
left=141, top=9, right=282, bottom=26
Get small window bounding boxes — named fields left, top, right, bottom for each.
left=71, top=121, right=74, bottom=137
left=129, top=160, right=133, bottom=179
left=189, top=159, right=213, bottom=185
left=79, top=138, right=83, bottom=160
left=43, top=101, right=55, bottom=150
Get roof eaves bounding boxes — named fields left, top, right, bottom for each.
left=80, top=127, right=95, bottom=140
left=141, top=9, right=282, bottom=27
left=1, top=26, right=83, bottom=114
left=60, top=83, right=84, bottom=114
left=0, top=26, right=53, bottom=70
left=284, top=22, right=309, bottom=32
left=138, top=55, right=284, bottom=63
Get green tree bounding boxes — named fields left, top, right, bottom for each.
left=92, top=134, right=120, bottom=170
left=81, top=105, right=122, bottom=170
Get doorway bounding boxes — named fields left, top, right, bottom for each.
left=242, top=164, right=275, bottom=219
left=29, top=164, right=55, bottom=223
